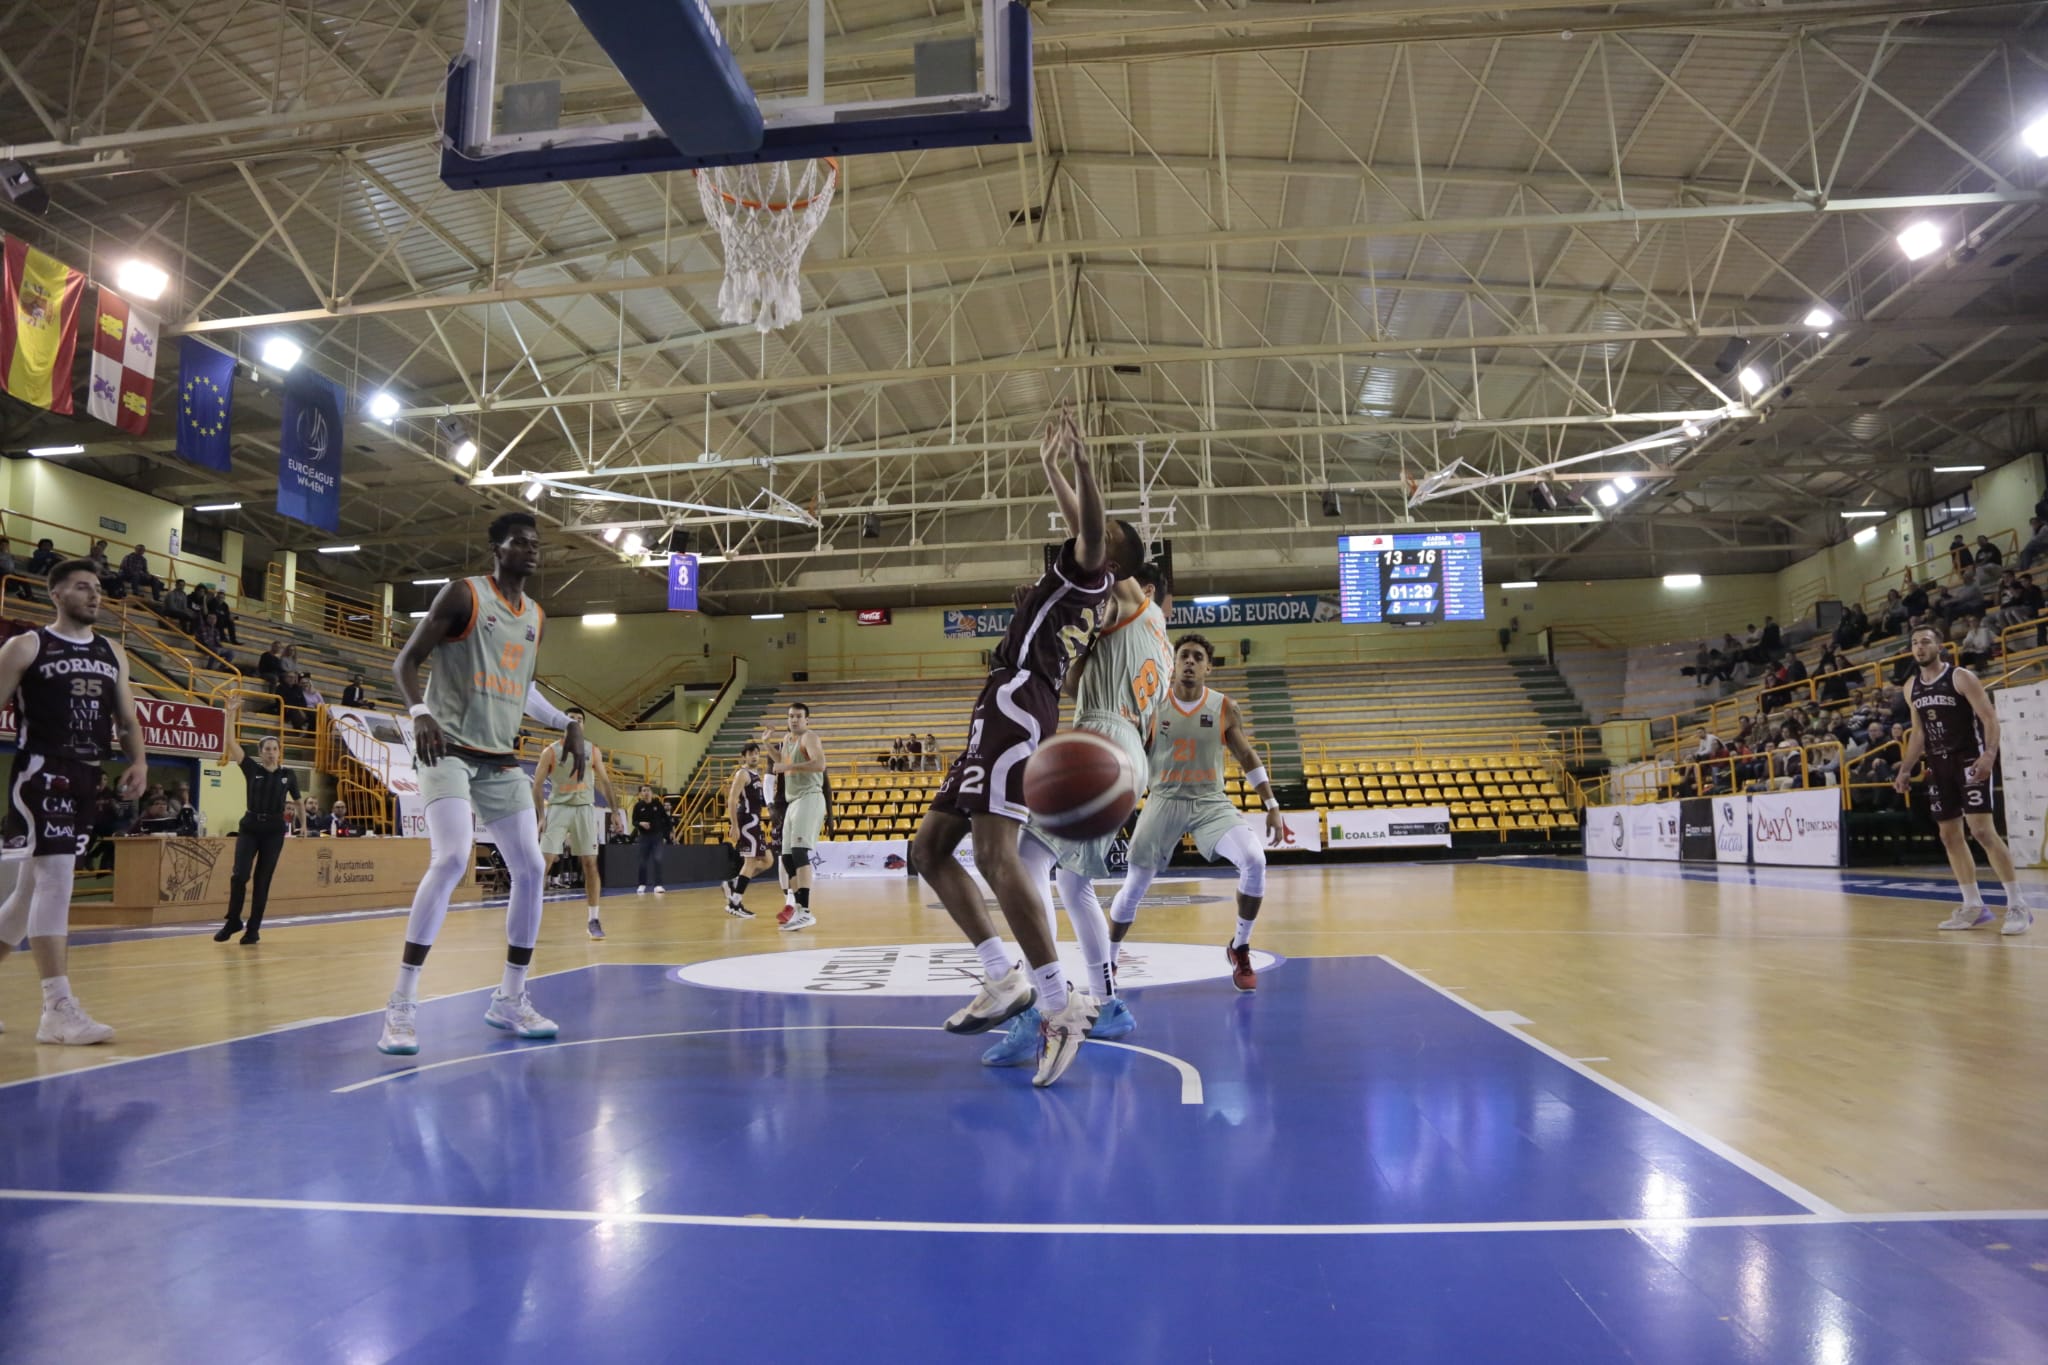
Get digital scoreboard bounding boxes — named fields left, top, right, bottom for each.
left=1338, top=531, right=1486, bottom=624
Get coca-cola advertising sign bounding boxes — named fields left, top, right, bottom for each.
left=0, top=698, right=226, bottom=758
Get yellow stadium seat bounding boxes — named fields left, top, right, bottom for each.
left=1454, top=817, right=1477, bottom=832
left=1516, top=814, right=1538, bottom=830
left=1476, top=816, right=1497, bottom=830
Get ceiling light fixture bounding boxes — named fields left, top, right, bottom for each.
left=1853, top=527, right=1878, bottom=545
left=114, top=259, right=169, bottom=301
left=192, top=502, right=242, bottom=512
left=317, top=544, right=361, bottom=554
left=622, top=533, right=644, bottom=556
left=1802, top=305, right=1837, bottom=330
left=26, top=444, right=83, bottom=456
left=260, top=335, right=302, bottom=371
left=1613, top=475, right=1639, bottom=494
left=367, top=391, right=400, bottom=423
left=412, top=577, right=450, bottom=585
left=524, top=481, right=544, bottom=501
left=1933, top=464, right=1985, bottom=473
left=583, top=613, right=618, bottom=626
left=1897, top=221, right=1943, bottom=260
left=2024, top=111, right=2048, bottom=157
left=602, top=526, right=622, bottom=543
left=1192, top=594, right=1231, bottom=605
left=1500, top=580, right=1539, bottom=590
left=752, top=613, right=785, bottom=621
left=1737, top=365, right=1768, bottom=396
left=1596, top=484, right=1620, bottom=507
left=453, top=439, right=478, bottom=466
left=1663, top=573, right=1703, bottom=589
left=1840, top=510, right=1887, bottom=519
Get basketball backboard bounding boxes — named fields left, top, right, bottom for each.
left=441, top=0, right=1031, bottom=191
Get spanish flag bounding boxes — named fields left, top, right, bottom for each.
left=0, top=235, right=85, bottom=413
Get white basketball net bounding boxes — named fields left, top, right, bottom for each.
left=694, top=159, right=838, bottom=333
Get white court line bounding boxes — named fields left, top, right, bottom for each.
left=0, top=1187, right=2039, bottom=1237
left=335, top=1024, right=1206, bottom=1105
left=1378, top=957, right=1844, bottom=1217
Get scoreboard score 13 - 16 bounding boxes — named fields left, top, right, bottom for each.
left=1338, top=532, right=1486, bottom=624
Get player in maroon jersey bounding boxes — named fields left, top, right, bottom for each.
left=912, top=405, right=1148, bottom=1088
left=1895, top=623, right=2033, bottom=933
left=0, top=559, right=149, bottom=1043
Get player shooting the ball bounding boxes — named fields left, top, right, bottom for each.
left=910, top=402, right=1149, bottom=1089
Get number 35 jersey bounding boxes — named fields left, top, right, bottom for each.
left=17, top=627, right=120, bottom=762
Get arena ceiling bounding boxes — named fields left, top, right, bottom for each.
left=3, top=0, right=2048, bottom=615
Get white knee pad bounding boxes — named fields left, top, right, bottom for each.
left=1110, top=865, right=1155, bottom=924
left=1216, top=826, right=1267, bottom=898
left=487, top=807, right=547, bottom=949
left=404, top=799, right=478, bottom=948
left=25, top=855, right=74, bottom=939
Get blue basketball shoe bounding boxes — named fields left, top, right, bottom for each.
left=980, top=1006, right=1043, bottom=1066
left=1087, top=997, right=1135, bottom=1040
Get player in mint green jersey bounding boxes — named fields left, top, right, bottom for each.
left=376, top=511, right=588, bottom=1056
left=1109, top=633, right=1283, bottom=992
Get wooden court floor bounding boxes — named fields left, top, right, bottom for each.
left=2, top=858, right=2043, bottom=1216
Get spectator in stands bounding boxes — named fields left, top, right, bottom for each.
left=119, top=544, right=162, bottom=600
left=1973, top=555, right=2003, bottom=595
left=1808, top=738, right=1843, bottom=787
left=341, top=675, right=368, bottom=708
left=1816, top=644, right=1851, bottom=702
left=923, top=733, right=940, bottom=770
left=279, top=643, right=301, bottom=677
left=2020, top=519, right=2048, bottom=572
left=281, top=798, right=308, bottom=838
left=1976, top=534, right=2003, bottom=567
left=258, top=641, right=285, bottom=683
left=1833, top=603, right=1868, bottom=651
left=133, top=791, right=181, bottom=835
left=277, top=670, right=314, bottom=734
left=1691, top=641, right=1711, bottom=684
left=1949, top=535, right=1974, bottom=579
left=887, top=738, right=906, bottom=772
left=192, top=590, right=229, bottom=665
left=1878, top=589, right=1907, bottom=637
left=1759, top=616, right=1783, bottom=655
left=25, top=537, right=57, bottom=580
left=209, top=590, right=237, bottom=645
left=1901, top=579, right=1930, bottom=628
left=162, top=580, right=196, bottom=631
left=1960, top=614, right=1997, bottom=668
left=1759, top=659, right=1792, bottom=716
left=0, top=535, right=27, bottom=602
left=1700, top=646, right=1731, bottom=683
left=328, top=801, right=354, bottom=837
left=906, top=734, right=923, bottom=770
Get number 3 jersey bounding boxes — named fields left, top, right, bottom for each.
left=18, top=627, right=121, bottom=761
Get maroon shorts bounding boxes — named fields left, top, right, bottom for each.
left=1924, top=753, right=1992, bottom=821
left=929, top=670, right=1060, bottom=822
left=4, top=753, right=102, bottom=859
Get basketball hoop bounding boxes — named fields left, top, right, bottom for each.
left=694, top=158, right=838, bottom=332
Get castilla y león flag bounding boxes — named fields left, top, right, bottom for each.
left=0, top=235, right=85, bottom=413
left=87, top=289, right=159, bottom=434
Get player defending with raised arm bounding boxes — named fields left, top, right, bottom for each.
left=912, top=404, right=1149, bottom=1088
left=770, top=703, right=827, bottom=931
left=0, top=559, right=148, bottom=1044
left=1895, top=623, right=2033, bottom=934
left=722, top=741, right=775, bottom=919
left=1109, top=634, right=1284, bottom=991
left=980, top=558, right=1172, bottom=1067
left=376, top=512, right=588, bottom=1056
left=534, top=707, right=617, bottom=940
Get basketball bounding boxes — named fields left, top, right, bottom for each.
left=1023, top=731, right=1137, bottom=839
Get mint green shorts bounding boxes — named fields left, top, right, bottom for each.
left=416, top=752, right=532, bottom=826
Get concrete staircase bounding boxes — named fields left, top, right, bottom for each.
left=1238, top=666, right=1304, bottom=781
left=1511, top=658, right=1592, bottom=732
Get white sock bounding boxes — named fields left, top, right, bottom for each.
left=588, top=904, right=601, bottom=921
left=40, top=974, right=68, bottom=1006
left=1232, top=917, right=1255, bottom=949
left=975, top=936, right=1011, bottom=982
left=393, top=962, right=422, bottom=1002
left=499, top=962, right=529, bottom=997
left=1032, top=960, right=1068, bottom=1014
left=2003, top=882, right=2027, bottom=909
left=1961, top=883, right=1983, bottom=906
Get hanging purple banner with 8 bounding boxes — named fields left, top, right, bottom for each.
left=668, top=552, right=698, bottom=611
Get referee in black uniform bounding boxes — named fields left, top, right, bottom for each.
left=215, top=697, right=300, bottom=945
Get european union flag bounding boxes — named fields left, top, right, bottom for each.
left=175, top=337, right=234, bottom=472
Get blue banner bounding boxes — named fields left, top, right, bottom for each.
left=277, top=368, right=343, bottom=533
left=174, top=337, right=234, bottom=473
left=668, top=552, right=698, bottom=610
left=942, top=593, right=1341, bottom=638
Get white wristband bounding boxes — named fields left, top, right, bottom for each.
left=1244, top=765, right=1269, bottom=790
left=1264, top=798, right=1281, bottom=812
left=408, top=703, right=433, bottom=720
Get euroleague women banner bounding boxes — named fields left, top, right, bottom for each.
left=278, top=367, right=344, bottom=532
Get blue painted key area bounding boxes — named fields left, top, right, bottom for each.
left=0, top=955, right=2041, bottom=1362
